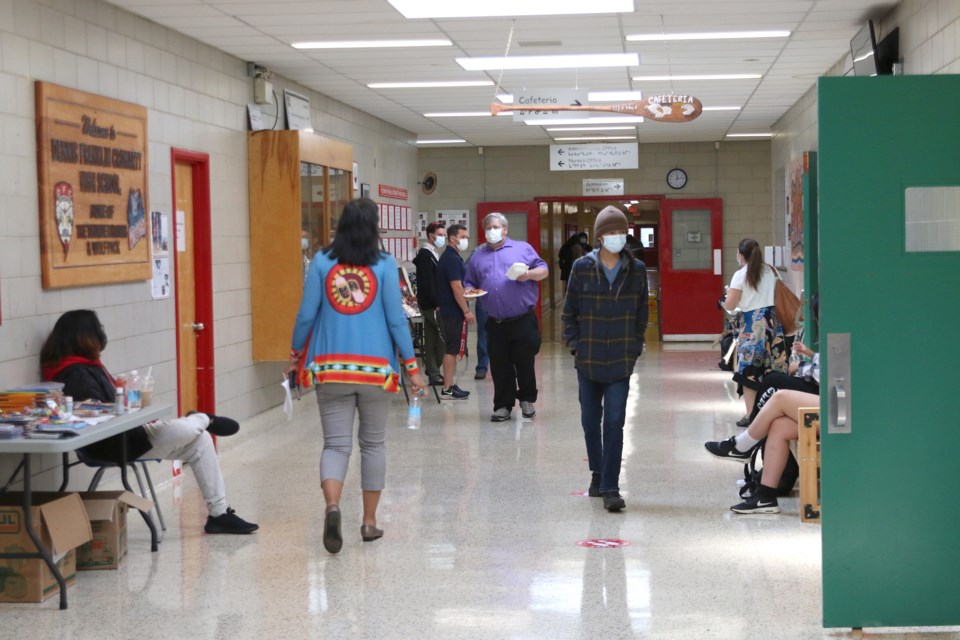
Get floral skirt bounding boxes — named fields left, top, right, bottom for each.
left=733, top=306, right=787, bottom=391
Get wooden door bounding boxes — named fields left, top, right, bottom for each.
left=172, top=151, right=214, bottom=414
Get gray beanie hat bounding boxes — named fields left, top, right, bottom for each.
left=594, top=206, right=628, bottom=238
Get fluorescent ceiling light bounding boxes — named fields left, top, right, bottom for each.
left=553, top=135, right=637, bottom=141
left=457, top=53, right=638, bottom=71
left=388, top=0, right=633, bottom=19
left=526, top=116, right=645, bottom=125
left=292, top=39, right=451, bottom=49
left=497, top=94, right=514, bottom=103
left=416, top=139, right=466, bottom=144
left=632, top=74, right=761, bottom=81
left=588, top=91, right=644, bottom=101
left=627, top=30, right=790, bottom=42
left=423, top=111, right=510, bottom=117
left=545, top=126, right=636, bottom=132
left=726, top=133, right=773, bottom=138
left=368, top=80, right=494, bottom=89
left=702, top=106, right=741, bottom=111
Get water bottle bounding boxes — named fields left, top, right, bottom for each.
left=407, top=394, right=421, bottom=430
left=114, top=387, right=126, bottom=415
left=127, top=370, right=143, bottom=410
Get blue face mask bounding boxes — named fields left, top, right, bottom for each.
left=602, top=234, right=627, bottom=253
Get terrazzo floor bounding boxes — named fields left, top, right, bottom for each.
left=5, top=339, right=959, bottom=639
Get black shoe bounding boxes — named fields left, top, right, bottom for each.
left=323, top=506, right=343, bottom=553
left=187, top=411, right=240, bottom=437
left=204, top=511, right=258, bottom=534
left=602, top=491, right=626, bottom=512
left=428, top=375, right=444, bottom=386
left=588, top=473, right=601, bottom=497
left=731, top=494, right=780, bottom=514
left=736, top=415, right=751, bottom=428
left=441, top=386, right=469, bottom=399
left=474, top=369, right=487, bottom=380
left=360, top=524, right=384, bottom=542
left=704, top=436, right=754, bottom=462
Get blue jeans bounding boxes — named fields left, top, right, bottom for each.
left=474, top=297, right=489, bottom=372
left=577, top=371, right=630, bottom=494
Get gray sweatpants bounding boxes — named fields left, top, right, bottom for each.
left=142, top=413, right=228, bottom=517
left=315, top=383, right=392, bottom=491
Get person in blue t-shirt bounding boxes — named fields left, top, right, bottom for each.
left=435, top=224, right=473, bottom=399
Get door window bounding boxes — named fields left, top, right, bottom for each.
left=670, top=209, right=712, bottom=269
left=905, top=186, right=960, bottom=252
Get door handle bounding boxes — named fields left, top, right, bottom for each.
left=831, top=383, right=847, bottom=429
left=192, top=322, right=205, bottom=331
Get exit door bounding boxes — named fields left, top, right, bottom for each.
left=658, top=198, right=723, bottom=338
left=819, top=75, right=960, bottom=628
left=476, top=201, right=541, bottom=321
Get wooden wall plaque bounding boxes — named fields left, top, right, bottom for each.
left=35, top=81, right=150, bottom=288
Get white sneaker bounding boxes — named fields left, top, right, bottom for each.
left=520, top=401, right=536, bottom=418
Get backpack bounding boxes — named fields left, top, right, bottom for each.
left=739, top=437, right=799, bottom=498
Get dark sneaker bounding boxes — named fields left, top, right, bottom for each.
left=450, top=384, right=470, bottom=396
left=736, top=415, right=751, bottom=427
left=520, top=401, right=536, bottom=418
left=187, top=411, right=240, bottom=437
left=323, top=506, right=342, bottom=553
left=704, top=436, right=754, bottom=462
left=603, top=491, right=626, bottom=512
left=731, top=494, right=780, bottom=514
left=490, top=407, right=511, bottom=422
left=428, top=375, right=444, bottom=386
left=441, top=386, right=469, bottom=399
left=474, top=369, right=487, bottom=380
left=588, top=473, right=601, bottom=497
left=204, top=511, right=258, bottom=534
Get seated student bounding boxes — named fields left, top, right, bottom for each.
left=704, top=389, right=820, bottom=514
left=40, top=309, right=258, bottom=535
left=745, top=339, right=819, bottom=424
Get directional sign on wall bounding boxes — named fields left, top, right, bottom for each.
left=549, top=143, right=639, bottom=171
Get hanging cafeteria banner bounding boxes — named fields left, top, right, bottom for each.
left=35, top=81, right=150, bottom=288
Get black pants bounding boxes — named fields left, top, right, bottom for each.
left=485, top=312, right=541, bottom=410
left=749, top=372, right=819, bottom=421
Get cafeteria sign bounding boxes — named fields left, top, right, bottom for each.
left=36, top=82, right=151, bottom=288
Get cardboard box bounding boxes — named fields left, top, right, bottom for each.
left=0, top=492, right=92, bottom=603
left=77, top=491, right=153, bottom=571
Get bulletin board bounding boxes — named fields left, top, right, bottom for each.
left=35, top=81, right=151, bottom=288
left=377, top=202, right=415, bottom=263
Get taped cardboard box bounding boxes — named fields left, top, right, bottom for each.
left=77, top=491, right=153, bottom=571
left=0, top=492, right=92, bottom=603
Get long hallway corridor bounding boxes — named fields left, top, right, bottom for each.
left=7, top=342, right=954, bottom=639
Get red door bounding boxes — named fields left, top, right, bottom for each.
left=658, top=198, right=723, bottom=338
left=476, top=201, right=541, bottom=321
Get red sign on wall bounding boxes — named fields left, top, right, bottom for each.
left=378, top=184, right=408, bottom=200
left=576, top=538, right=631, bottom=549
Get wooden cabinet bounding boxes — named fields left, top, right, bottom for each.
left=248, top=130, right=352, bottom=361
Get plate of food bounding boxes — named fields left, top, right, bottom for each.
left=463, top=288, right=487, bottom=298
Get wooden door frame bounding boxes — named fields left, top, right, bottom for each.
left=170, top=149, right=215, bottom=415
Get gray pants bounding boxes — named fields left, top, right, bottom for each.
left=422, top=308, right=444, bottom=378
left=143, top=413, right=228, bottom=517
left=315, top=383, right=392, bottom=491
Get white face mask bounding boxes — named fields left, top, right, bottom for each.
left=301, top=238, right=309, bottom=251
left=485, top=228, right=503, bottom=244
left=458, top=238, right=469, bottom=252
left=602, top=234, right=627, bottom=254
left=433, top=235, right=446, bottom=249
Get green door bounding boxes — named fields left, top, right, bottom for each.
left=819, top=75, right=960, bottom=628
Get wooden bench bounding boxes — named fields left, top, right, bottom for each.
left=797, top=406, right=821, bottom=523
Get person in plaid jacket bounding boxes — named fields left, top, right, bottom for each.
left=562, top=206, right=648, bottom=512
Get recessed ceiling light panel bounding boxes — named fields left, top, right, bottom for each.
left=457, top=53, right=638, bottom=71
left=626, top=30, right=790, bottom=42
left=292, top=39, right=452, bottom=49
left=388, top=0, right=634, bottom=19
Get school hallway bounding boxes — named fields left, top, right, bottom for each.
left=4, top=341, right=956, bottom=640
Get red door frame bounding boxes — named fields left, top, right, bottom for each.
left=476, top=201, right=541, bottom=321
left=170, top=148, right=215, bottom=414
left=658, top=197, right=723, bottom=337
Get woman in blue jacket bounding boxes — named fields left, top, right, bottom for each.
left=562, top=207, right=648, bottom=512
left=288, top=198, right=426, bottom=553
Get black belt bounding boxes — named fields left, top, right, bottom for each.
left=490, top=310, right=531, bottom=324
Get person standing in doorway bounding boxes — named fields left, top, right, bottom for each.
left=436, top=224, right=473, bottom=399
left=464, top=212, right=548, bottom=421
left=562, top=206, right=648, bottom=512
left=412, top=221, right=446, bottom=386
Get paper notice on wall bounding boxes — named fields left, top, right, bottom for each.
left=176, top=210, right=186, bottom=252
left=151, top=256, right=171, bottom=299
left=713, top=249, right=722, bottom=275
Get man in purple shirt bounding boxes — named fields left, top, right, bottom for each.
left=464, top=212, right=548, bottom=421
